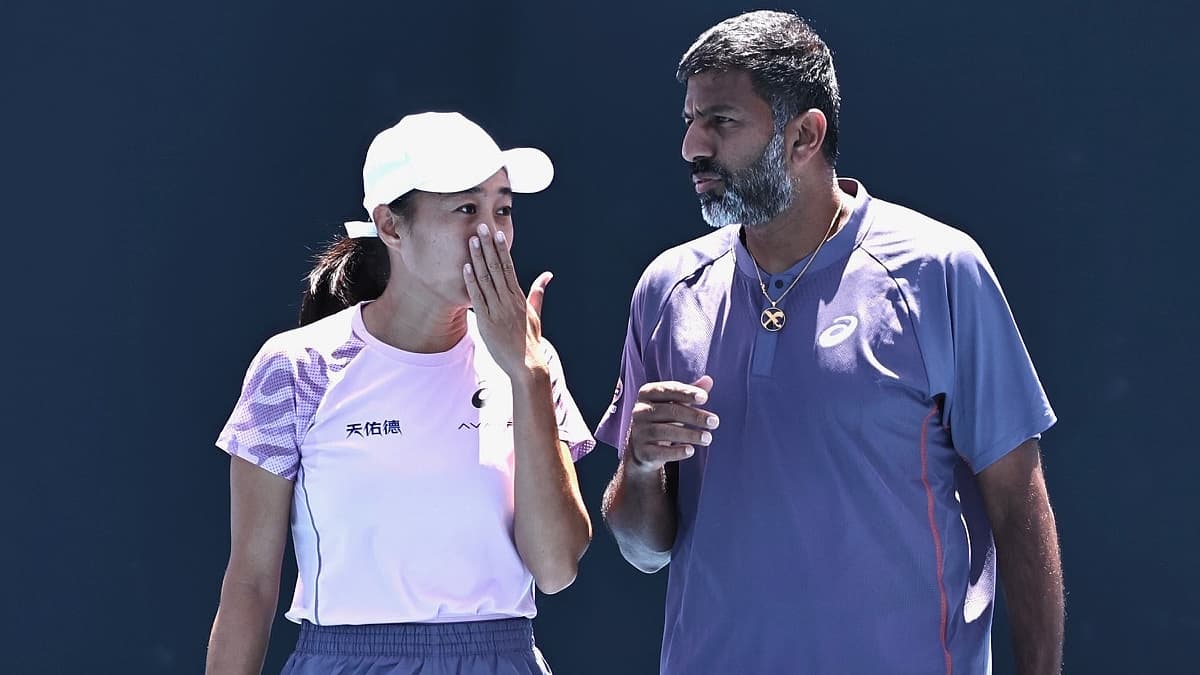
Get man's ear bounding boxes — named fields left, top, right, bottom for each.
left=785, top=108, right=828, bottom=169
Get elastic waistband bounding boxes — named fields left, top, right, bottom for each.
left=294, top=618, right=535, bottom=657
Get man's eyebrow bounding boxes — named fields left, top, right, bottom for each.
left=682, top=104, right=739, bottom=119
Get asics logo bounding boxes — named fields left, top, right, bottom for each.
left=818, top=315, right=859, bottom=348
left=472, top=386, right=490, bottom=409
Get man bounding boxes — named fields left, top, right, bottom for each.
left=596, top=11, right=1063, bottom=675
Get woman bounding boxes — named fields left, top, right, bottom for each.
left=206, top=112, right=594, bottom=675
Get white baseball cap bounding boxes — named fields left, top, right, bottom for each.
left=361, top=111, right=554, bottom=217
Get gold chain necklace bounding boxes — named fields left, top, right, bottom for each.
left=748, top=200, right=844, bottom=332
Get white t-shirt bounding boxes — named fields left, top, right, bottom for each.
left=216, top=303, right=595, bottom=626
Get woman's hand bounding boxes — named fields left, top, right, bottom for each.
left=463, top=222, right=552, bottom=379
left=464, top=221, right=590, bottom=591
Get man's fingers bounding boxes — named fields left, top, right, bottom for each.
left=633, top=421, right=713, bottom=448
left=631, top=442, right=696, bottom=467
left=638, top=379, right=712, bottom=405
left=632, top=400, right=719, bottom=430
left=628, top=376, right=719, bottom=469
left=527, top=271, right=553, bottom=317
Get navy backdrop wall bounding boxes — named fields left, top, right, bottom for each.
left=3, top=0, right=1197, bottom=672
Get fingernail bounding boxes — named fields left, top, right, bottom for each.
left=695, top=392, right=708, bottom=404
left=700, top=432, right=712, bottom=445
left=684, top=446, right=695, bottom=457
left=464, top=263, right=473, bottom=274
left=477, top=223, right=489, bottom=236
left=706, top=416, right=720, bottom=428
left=470, top=237, right=479, bottom=248
left=495, top=230, right=506, bottom=244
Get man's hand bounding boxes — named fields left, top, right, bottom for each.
left=627, top=375, right=718, bottom=470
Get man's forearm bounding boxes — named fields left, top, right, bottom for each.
left=602, top=458, right=677, bottom=573
left=995, top=497, right=1064, bottom=675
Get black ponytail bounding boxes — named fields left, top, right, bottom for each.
left=298, top=193, right=415, bottom=326
left=298, top=236, right=390, bottom=326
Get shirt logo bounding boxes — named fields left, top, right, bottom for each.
left=457, top=420, right=514, bottom=430
left=472, top=385, right=490, bottom=409
left=461, top=380, right=510, bottom=429
left=346, top=420, right=403, bottom=438
left=607, top=378, right=623, bottom=415
left=818, top=315, right=859, bottom=348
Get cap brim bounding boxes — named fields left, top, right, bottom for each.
left=374, top=146, right=555, bottom=202
left=501, top=147, right=554, bottom=193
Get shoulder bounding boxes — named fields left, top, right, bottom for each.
left=858, top=197, right=990, bottom=279
left=633, top=226, right=738, bottom=306
left=249, top=305, right=363, bottom=375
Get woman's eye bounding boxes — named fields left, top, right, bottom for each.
left=496, top=206, right=513, bottom=217
left=455, top=204, right=478, bottom=215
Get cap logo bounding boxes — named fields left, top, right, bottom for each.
left=364, top=152, right=412, bottom=187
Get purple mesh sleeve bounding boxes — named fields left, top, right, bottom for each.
left=216, top=342, right=302, bottom=480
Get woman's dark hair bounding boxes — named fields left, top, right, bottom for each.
left=298, top=193, right=415, bottom=326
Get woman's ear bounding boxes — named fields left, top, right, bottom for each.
left=371, top=204, right=403, bottom=249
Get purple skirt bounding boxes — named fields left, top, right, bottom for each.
left=280, top=618, right=552, bottom=675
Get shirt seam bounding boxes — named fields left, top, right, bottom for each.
left=645, top=243, right=737, bottom=353
left=296, top=462, right=323, bottom=625
left=859, top=245, right=938, bottom=414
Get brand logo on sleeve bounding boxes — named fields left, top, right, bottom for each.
left=608, top=378, right=623, bottom=415
left=817, top=315, right=859, bottom=348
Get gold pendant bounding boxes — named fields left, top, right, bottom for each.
left=761, top=307, right=786, bottom=332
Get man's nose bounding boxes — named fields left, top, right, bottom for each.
left=682, top=121, right=714, bottom=164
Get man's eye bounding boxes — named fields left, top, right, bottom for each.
left=714, top=116, right=733, bottom=125
left=455, top=204, right=478, bottom=215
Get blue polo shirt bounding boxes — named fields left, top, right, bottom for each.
left=595, top=180, right=1055, bottom=675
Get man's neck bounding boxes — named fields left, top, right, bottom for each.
left=742, top=179, right=850, bottom=274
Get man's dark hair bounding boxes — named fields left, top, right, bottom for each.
left=298, top=192, right=415, bottom=326
left=677, top=10, right=841, bottom=164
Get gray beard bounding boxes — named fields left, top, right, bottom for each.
left=698, top=131, right=794, bottom=229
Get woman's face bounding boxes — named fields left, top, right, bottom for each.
left=394, top=169, right=516, bottom=305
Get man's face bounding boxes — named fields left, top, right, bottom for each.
left=682, top=70, right=793, bottom=228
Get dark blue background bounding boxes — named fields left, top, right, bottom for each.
left=3, top=0, right=1196, bottom=672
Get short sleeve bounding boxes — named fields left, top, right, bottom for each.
left=542, top=339, right=595, bottom=462
left=594, top=292, right=649, bottom=459
left=215, top=341, right=302, bottom=480
left=937, top=240, right=1057, bottom=472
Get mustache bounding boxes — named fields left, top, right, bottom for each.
left=691, top=158, right=732, bottom=181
